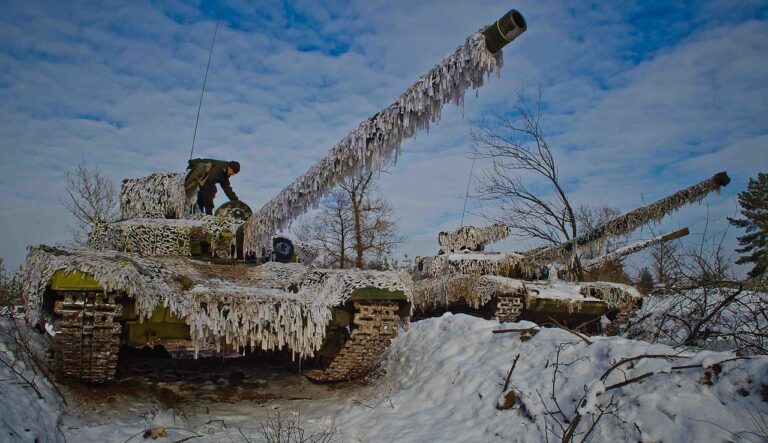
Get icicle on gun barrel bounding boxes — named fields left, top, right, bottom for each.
left=528, top=171, right=730, bottom=263
left=243, top=9, right=527, bottom=253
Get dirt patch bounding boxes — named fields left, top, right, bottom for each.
left=62, top=348, right=364, bottom=409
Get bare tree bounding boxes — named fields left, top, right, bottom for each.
left=575, top=205, right=622, bottom=260
left=473, top=93, right=577, bottom=248
left=627, top=220, right=768, bottom=355
left=256, top=409, right=336, bottom=443
left=298, top=189, right=354, bottom=268
left=0, top=259, right=23, bottom=307
left=650, top=241, right=681, bottom=287
left=339, top=171, right=403, bottom=269
left=298, top=172, right=403, bottom=269
left=61, top=161, right=118, bottom=244
left=575, top=204, right=634, bottom=283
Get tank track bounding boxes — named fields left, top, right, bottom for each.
left=52, top=292, right=122, bottom=383
left=604, top=305, right=635, bottom=336
left=495, top=293, right=525, bottom=323
left=306, top=301, right=402, bottom=382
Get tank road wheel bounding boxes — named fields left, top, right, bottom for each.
left=52, top=292, right=122, bottom=383
left=604, top=301, right=640, bottom=336
left=495, top=293, right=525, bottom=323
left=306, top=301, right=402, bottom=382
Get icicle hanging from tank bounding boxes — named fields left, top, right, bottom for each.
left=22, top=246, right=412, bottom=359
left=243, top=21, right=524, bottom=253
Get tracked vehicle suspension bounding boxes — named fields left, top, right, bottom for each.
left=52, top=292, right=122, bottom=383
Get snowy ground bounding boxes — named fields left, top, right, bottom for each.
left=2, top=314, right=768, bottom=442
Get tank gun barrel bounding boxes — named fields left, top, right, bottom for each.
left=243, top=10, right=527, bottom=253
left=582, top=227, right=690, bottom=271
left=481, top=9, right=527, bottom=53
left=528, top=172, right=730, bottom=263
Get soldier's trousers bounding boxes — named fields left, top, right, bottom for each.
left=197, top=184, right=217, bottom=215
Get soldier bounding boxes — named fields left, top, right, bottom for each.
left=184, top=158, right=240, bottom=215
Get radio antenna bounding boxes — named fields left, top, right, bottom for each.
left=189, top=20, right=220, bottom=160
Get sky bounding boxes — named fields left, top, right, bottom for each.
left=0, top=0, right=766, bottom=274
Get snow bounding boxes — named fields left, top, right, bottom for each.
left=576, top=380, right=605, bottom=416
left=0, top=318, right=65, bottom=442
left=3, top=314, right=766, bottom=442
left=339, top=315, right=767, bottom=442
left=526, top=279, right=600, bottom=301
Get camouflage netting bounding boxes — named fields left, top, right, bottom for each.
left=412, top=271, right=640, bottom=315
left=294, top=240, right=320, bottom=265
left=23, top=245, right=412, bottom=358
left=438, top=224, right=510, bottom=252
left=416, top=253, right=535, bottom=279
left=582, top=228, right=689, bottom=272
left=266, top=235, right=321, bottom=265
left=578, top=282, right=641, bottom=311
left=531, top=172, right=730, bottom=263
left=90, top=216, right=243, bottom=258
left=412, top=274, right=524, bottom=314
left=244, top=32, right=503, bottom=252
left=120, top=172, right=193, bottom=220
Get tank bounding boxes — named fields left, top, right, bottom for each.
left=22, top=9, right=528, bottom=384
left=412, top=229, right=642, bottom=333
left=23, top=172, right=412, bottom=383
left=412, top=173, right=730, bottom=334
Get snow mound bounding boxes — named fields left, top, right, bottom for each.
left=339, top=314, right=768, bottom=442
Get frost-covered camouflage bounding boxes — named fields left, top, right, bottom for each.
left=21, top=10, right=530, bottom=383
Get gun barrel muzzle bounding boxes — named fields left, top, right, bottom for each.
left=482, top=9, right=527, bottom=53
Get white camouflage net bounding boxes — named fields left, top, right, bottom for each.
left=412, top=275, right=641, bottom=316
left=578, top=282, right=641, bottom=310
left=23, top=246, right=411, bottom=358
left=582, top=228, right=689, bottom=272
left=120, top=172, right=193, bottom=220
left=438, top=224, right=510, bottom=252
left=295, top=240, right=320, bottom=265
left=412, top=274, right=524, bottom=314
left=416, top=252, right=535, bottom=279
left=244, top=32, right=503, bottom=252
left=90, top=216, right=243, bottom=258
left=531, top=173, right=730, bottom=263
